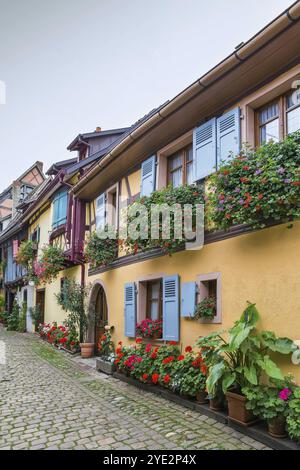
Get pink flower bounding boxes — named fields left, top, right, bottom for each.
left=145, top=344, right=152, bottom=353
left=279, top=388, right=292, bottom=401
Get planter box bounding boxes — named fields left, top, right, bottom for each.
left=96, top=358, right=115, bottom=375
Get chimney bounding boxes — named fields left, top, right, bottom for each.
left=95, top=127, right=102, bottom=132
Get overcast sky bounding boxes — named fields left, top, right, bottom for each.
left=0, top=0, right=294, bottom=189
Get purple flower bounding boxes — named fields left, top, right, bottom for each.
left=234, top=187, right=241, bottom=193
left=217, top=207, right=225, bottom=212
left=284, top=179, right=291, bottom=184
left=277, top=167, right=285, bottom=174
left=218, top=200, right=224, bottom=205
left=255, top=169, right=263, bottom=175
left=279, top=388, right=292, bottom=401
left=239, top=199, right=245, bottom=205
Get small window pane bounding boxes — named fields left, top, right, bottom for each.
left=169, top=153, right=182, bottom=171
left=186, top=146, right=193, bottom=163
left=150, top=301, right=159, bottom=320
left=170, top=168, right=182, bottom=187
left=259, top=103, right=279, bottom=125
left=260, top=118, right=280, bottom=144
left=287, top=90, right=300, bottom=110
left=186, top=162, right=193, bottom=185
left=287, top=107, right=300, bottom=134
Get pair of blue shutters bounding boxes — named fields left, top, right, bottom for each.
left=124, top=275, right=180, bottom=341
left=193, top=107, right=240, bottom=181
left=52, top=190, right=68, bottom=229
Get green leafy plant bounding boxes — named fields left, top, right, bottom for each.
left=194, top=296, right=216, bottom=320
left=97, top=330, right=114, bottom=360
left=15, top=240, right=36, bottom=268
left=85, top=226, right=118, bottom=268
left=29, top=304, right=43, bottom=329
left=123, top=184, right=205, bottom=256
left=208, top=132, right=300, bottom=230
left=180, top=369, right=207, bottom=397
left=196, top=302, right=296, bottom=396
left=33, top=244, right=65, bottom=284
left=55, top=278, right=90, bottom=342
left=242, top=376, right=295, bottom=421
left=7, top=299, right=20, bottom=331
left=18, top=302, right=27, bottom=333
left=287, top=387, right=300, bottom=442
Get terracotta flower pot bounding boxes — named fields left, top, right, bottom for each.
left=209, top=397, right=224, bottom=411
left=79, top=342, right=94, bottom=358
left=226, top=390, right=256, bottom=425
left=268, top=415, right=287, bottom=438
left=196, top=390, right=208, bottom=404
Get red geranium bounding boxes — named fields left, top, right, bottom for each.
left=152, top=373, right=159, bottom=384
left=168, top=341, right=177, bottom=345
left=185, top=346, right=192, bottom=353
left=177, top=355, right=185, bottom=361
left=142, top=373, right=148, bottom=381
left=136, top=338, right=142, bottom=344
left=163, top=374, right=171, bottom=384
left=151, top=352, right=157, bottom=359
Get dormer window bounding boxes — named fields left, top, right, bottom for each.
left=20, top=184, right=34, bottom=201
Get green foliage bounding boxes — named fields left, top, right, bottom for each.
left=55, top=278, right=90, bottom=342
left=287, top=388, right=300, bottom=442
left=29, top=304, right=43, bottom=329
left=0, top=295, right=5, bottom=308
left=196, top=302, right=296, bottom=395
left=34, top=244, right=65, bottom=285
left=16, top=240, right=36, bottom=268
left=123, top=184, right=205, bottom=256
left=97, top=330, right=114, bottom=359
left=18, top=302, right=27, bottom=333
left=179, top=367, right=206, bottom=397
left=85, top=226, right=118, bottom=268
left=194, top=296, right=216, bottom=320
left=242, top=376, right=295, bottom=421
left=208, top=132, right=300, bottom=230
left=7, top=299, right=20, bottom=331
left=0, top=310, right=9, bottom=325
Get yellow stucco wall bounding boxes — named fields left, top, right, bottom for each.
left=29, top=204, right=82, bottom=325
left=42, top=265, right=82, bottom=325
left=87, top=220, right=300, bottom=381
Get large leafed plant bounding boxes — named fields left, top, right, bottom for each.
left=196, top=302, right=297, bottom=396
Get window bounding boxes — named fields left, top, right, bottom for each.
left=258, top=101, right=280, bottom=144
left=20, top=185, right=34, bottom=201
left=286, top=89, right=300, bottom=134
left=256, top=89, right=300, bottom=145
left=197, top=272, right=221, bottom=324
left=146, top=280, right=162, bottom=321
left=167, top=145, right=193, bottom=187
left=52, top=190, right=68, bottom=229
left=95, top=185, right=119, bottom=230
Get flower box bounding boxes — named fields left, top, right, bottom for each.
left=96, top=357, right=116, bottom=375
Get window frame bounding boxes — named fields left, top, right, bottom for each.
left=255, top=90, right=300, bottom=146
left=167, top=144, right=193, bottom=188
left=146, top=279, right=162, bottom=321
left=52, top=190, right=68, bottom=230
left=196, top=272, right=222, bottom=324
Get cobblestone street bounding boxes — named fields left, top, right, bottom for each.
left=0, top=327, right=270, bottom=450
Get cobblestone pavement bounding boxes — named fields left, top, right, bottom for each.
left=0, top=327, right=270, bottom=450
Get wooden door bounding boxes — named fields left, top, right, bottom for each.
left=36, top=290, right=45, bottom=327
left=94, top=286, right=108, bottom=354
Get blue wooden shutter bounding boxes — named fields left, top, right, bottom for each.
left=124, top=283, right=136, bottom=337
left=140, top=156, right=156, bottom=197
left=193, top=118, right=217, bottom=181
left=163, top=275, right=179, bottom=341
left=181, top=282, right=197, bottom=318
left=57, top=191, right=68, bottom=226
left=52, top=190, right=68, bottom=228
left=96, top=193, right=105, bottom=230
left=217, top=107, right=240, bottom=166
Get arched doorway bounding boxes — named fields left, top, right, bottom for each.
left=88, top=282, right=108, bottom=354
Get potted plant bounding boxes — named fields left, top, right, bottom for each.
left=55, top=279, right=92, bottom=358
left=287, top=387, right=300, bottom=443
left=84, top=226, right=118, bottom=268
left=243, top=376, right=296, bottom=437
left=96, top=326, right=116, bottom=375
left=194, top=296, right=216, bottom=320
left=136, top=319, right=163, bottom=339
left=197, top=302, right=296, bottom=425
